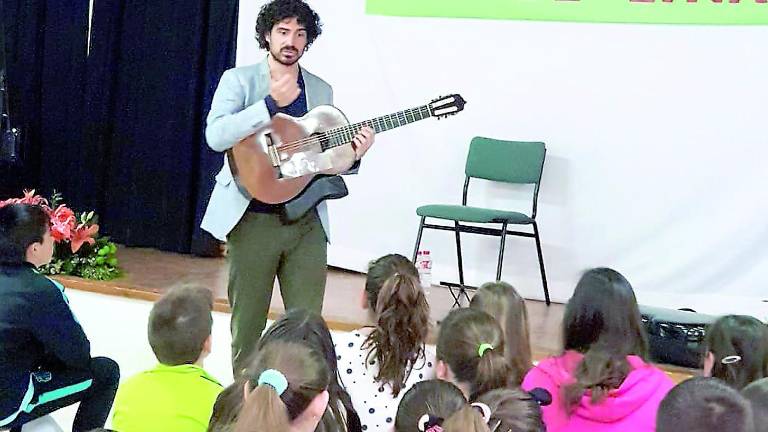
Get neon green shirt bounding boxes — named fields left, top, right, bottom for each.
left=111, top=363, right=222, bottom=432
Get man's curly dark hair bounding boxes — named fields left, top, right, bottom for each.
left=255, top=0, right=323, bottom=51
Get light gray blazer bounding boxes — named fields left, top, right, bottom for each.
left=200, top=58, right=334, bottom=241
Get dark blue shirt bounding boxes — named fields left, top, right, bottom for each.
left=264, top=71, right=308, bottom=118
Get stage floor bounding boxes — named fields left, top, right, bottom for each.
left=54, top=246, right=693, bottom=379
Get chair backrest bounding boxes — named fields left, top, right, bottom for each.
left=465, top=137, right=546, bottom=184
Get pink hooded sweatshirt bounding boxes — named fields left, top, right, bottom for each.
left=522, top=351, right=675, bottom=432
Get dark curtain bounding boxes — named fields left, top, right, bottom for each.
left=82, top=0, right=238, bottom=254
left=1, top=0, right=237, bottom=254
left=0, top=0, right=89, bottom=200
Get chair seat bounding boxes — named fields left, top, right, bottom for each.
left=416, top=204, right=533, bottom=224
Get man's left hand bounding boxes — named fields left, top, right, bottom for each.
left=351, top=126, right=375, bottom=160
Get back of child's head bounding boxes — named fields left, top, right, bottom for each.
left=148, top=285, right=214, bottom=366
left=208, top=381, right=246, bottom=431
left=395, top=380, right=466, bottom=431
left=256, top=308, right=360, bottom=432
left=363, top=253, right=431, bottom=397
left=236, top=341, right=330, bottom=431
left=0, top=203, right=50, bottom=265
left=437, top=308, right=510, bottom=399
left=470, top=281, right=532, bottom=385
left=742, top=377, right=768, bottom=431
left=442, top=405, right=491, bottom=432
left=657, top=377, right=754, bottom=432
left=476, top=388, right=549, bottom=432
left=562, top=267, right=648, bottom=409
left=706, top=314, right=768, bottom=390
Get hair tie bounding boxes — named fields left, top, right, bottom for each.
left=257, top=369, right=288, bottom=396
left=417, top=414, right=443, bottom=432
left=721, top=355, right=742, bottom=365
left=528, top=387, right=553, bottom=406
left=477, top=343, right=494, bottom=358
left=470, top=402, right=492, bottom=423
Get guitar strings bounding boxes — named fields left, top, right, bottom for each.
left=276, top=107, right=431, bottom=152
left=273, top=106, right=434, bottom=153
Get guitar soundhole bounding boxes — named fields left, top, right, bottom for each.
left=315, top=132, right=332, bottom=151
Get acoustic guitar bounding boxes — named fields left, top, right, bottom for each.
left=228, top=94, right=466, bottom=220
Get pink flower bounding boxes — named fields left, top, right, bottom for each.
left=18, top=190, right=49, bottom=207
left=70, top=223, right=99, bottom=253
left=51, top=220, right=73, bottom=242
left=51, top=205, right=75, bottom=226
left=0, top=190, right=51, bottom=212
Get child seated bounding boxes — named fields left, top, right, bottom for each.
left=470, top=281, right=532, bottom=386
left=0, top=203, right=120, bottom=432
left=334, top=254, right=436, bottom=431
left=436, top=308, right=512, bottom=399
left=703, top=314, right=768, bottom=390
left=742, top=377, right=768, bottom=431
left=234, top=341, right=330, bottom=432
left=395, top=380, right=466, bottom=431
left=208, top=309, right=362, bottom=432
left=111, top=285, right=222, bottom=432
left=657, top=377, right=754, bottom=432
left=522, top=267, right=674, bottom=432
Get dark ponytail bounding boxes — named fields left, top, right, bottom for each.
left=363, top=254, right=430, bottom=397
left=562, top=268, right=648, bottom=409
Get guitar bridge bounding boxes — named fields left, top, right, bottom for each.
left=265, top=133, right=280, bottom=167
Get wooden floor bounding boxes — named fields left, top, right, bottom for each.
left=56, top=247, right=562, bottom=349
left=55, top=246, right=693, bottom=381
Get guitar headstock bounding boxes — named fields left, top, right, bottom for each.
left=428, top=94, right=466, bottom=119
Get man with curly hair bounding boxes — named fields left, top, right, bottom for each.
left=201, top=0, right=375, bottom=373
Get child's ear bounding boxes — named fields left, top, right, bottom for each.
left=703, top=351, right=715, bottom=377
left=308, top=389, right=329, bottom=418
left=203, top=335, right=213, bottom=355
left=436, top=360, right=449, bottom=380
left=25, top=241, right=40, bottom=262
left=360, top=289, right=369, bottom=310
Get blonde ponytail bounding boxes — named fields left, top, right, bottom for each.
left=442, top=405, right=490, bottom=432
left=234, top=342, right=330, bottom=432
left=235, top=384, right=291, bottom=432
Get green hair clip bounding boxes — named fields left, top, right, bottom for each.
left=478, top=343, right=494, bottom=358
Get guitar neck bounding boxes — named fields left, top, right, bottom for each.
left=324, top=105, right=432, bottom=149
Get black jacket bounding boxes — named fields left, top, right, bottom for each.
left=0, top=263, right=91, bottom=421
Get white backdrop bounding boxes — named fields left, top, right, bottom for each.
left=235, top=0, right=768, bottom=316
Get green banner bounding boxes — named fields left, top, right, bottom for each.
left=366, top=0, right=768, bottom=25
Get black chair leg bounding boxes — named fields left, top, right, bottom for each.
left=453, top=221, right=469, bottom=307
left=496, top=222, right=508, bottom=281
left=412, top=216, right=426, bottom=263
left=533, top=222, right=551, bottom=306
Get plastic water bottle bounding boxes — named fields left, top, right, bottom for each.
left=416, top=250, right=432, bottom=293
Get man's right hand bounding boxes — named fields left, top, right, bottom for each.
left=270, top=74, right=301, bottom=108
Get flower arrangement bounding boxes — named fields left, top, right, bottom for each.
left=0, top=190, right=121, bottom=280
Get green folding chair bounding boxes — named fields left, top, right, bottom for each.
left=412, top=137, right=551, bottom=307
